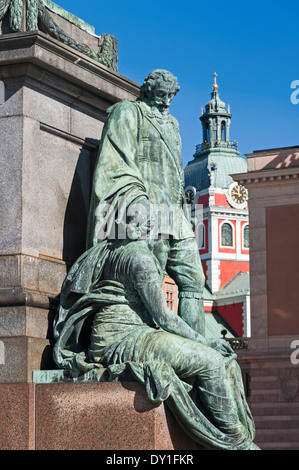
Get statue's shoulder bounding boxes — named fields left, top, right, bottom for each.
left=107, top=99, right=140, bottom=116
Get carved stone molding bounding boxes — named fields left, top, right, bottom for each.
left=0, top=286, right=59, bottom=310
left=233, top=167, right=299, bottom=187
left=0, top=33, right=139, bottom=109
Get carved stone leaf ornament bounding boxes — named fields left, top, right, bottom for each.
left=27, top=0, right=38, bottom=30
left=10, top=0, right=23, bottom=31
left=0, top=0, right=118, bottom=71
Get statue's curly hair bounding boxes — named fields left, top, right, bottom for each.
left=139, top=69, right=180, bottom=100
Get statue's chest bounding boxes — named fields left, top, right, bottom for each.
left=138, top=119, right=180, bottom=164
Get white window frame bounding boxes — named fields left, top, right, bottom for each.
left=219, top=220, right=235, bottom=249
left=242, top=223, right=250, bottom=250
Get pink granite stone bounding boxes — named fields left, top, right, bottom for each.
left=35, top=382, right=200, bottom=450
left=0, top=384, right=35, bottom=450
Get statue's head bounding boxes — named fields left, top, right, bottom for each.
left=139, top=69, right=180, bottom=113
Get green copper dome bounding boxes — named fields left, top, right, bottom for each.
left=184, top=149, right=247, bottom=191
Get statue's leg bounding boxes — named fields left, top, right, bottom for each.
left=167, top=237, right=206, bottom=335
left=178, top=294, right=205, bottom=336
left=133, top=331, right=244, bottom=438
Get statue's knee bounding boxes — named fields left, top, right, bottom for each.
left=205, top=348, right=226, bottom=372
left=185, top=269, right=205, bottom=294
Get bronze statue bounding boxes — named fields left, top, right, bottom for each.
left=53, top=70, right=259, bottom=450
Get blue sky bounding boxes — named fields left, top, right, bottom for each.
left=57, top=0, right=299, bottom=167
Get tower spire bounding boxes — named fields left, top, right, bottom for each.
left=213, top=72, right=218, bottom=90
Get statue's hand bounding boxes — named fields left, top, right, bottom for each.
left=207, top=338, right=235, bottom=357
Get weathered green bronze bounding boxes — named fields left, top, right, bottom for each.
left=0, top=0, right=118, bottom=71
left=53, top=70, right=259, bottom=450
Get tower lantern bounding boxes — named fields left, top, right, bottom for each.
left=200, top=73, right=232, bottom=149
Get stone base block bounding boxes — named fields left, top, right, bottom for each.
left=0, top=382, right=200, bottom=450
left=0, top=335, right=55, bottom=383
left=0, top=384, right=35, bottom=450
left=238, top=350, right=299, bottom=450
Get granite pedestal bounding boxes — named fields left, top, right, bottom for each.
left=0, top=380, right=200, bottom=450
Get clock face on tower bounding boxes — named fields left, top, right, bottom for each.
left=227, top=182, right=248, bottom=209
left=231, top=185, right=247, bottom=204
left=184, top=186, right=196, bottom=206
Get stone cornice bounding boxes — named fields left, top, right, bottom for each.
left=0, top=31, right=140, bottom=109
left=233, top=166, right=299, bottom=186
left=201, top=206, right=249, bottom=218
left=0, top=287, right=58, bottom=311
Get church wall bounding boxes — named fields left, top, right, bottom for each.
left=197, top=193, right=209, bottom=207
left=201, top=260, right=208, bottom=282
left=214, top=193, right=230, bottom=207
left=219, top=260, right=249, bottom=288
left=266, top=204, right=299, bottom=336
left=216, top=302, right=244, bottom=337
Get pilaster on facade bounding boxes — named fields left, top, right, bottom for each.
left=208, top=186, right=215, bottom=206
left=243, top=295, right=251, bottom=338
left=206, top=259, right=221, bottom=294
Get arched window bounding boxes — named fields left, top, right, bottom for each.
left=221, top=222, right=234, bottom=247
left=221, top=121, right=226, bottom=141
left=196, top=222, right=205, bottom=250
left=205, top=123, right=210, bottom=142
left=0, top=81, right=4, bottom=105
left=243, top=224, right=249, bottom=249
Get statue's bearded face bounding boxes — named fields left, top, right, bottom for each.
left=148, top=82, right=177, bottom=112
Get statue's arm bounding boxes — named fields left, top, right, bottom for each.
left=93, top=101, right=145, bottom=195
left=129, top=254, right=208, bottom=345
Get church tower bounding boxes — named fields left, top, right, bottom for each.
left=184, top=74, right=250, bottom=338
